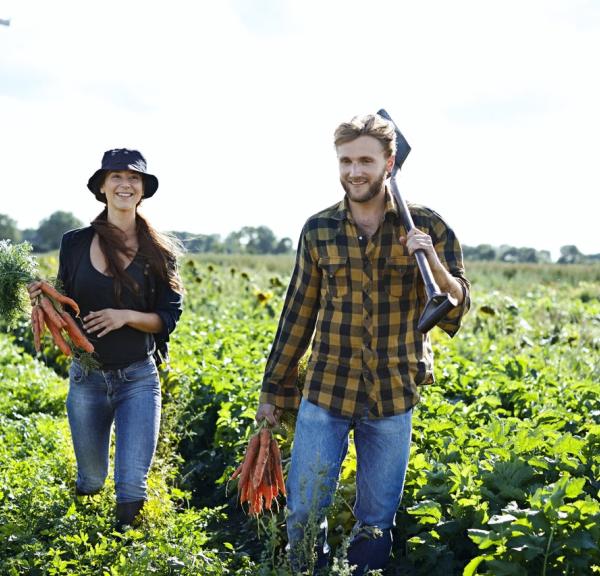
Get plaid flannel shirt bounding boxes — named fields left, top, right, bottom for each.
left=260, top=190, right=470, bottom=418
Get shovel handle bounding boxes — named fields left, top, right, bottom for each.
left=389, top=174, right=457, bottom=333
left=389, top=174, right=438, bottom=298
left=378, top=107, right=458, bottom=333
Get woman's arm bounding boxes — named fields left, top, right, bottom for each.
left=82, top=309, right=164, bottom=338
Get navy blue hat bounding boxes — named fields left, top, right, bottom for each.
left=87, top=148, right=159, bottom=202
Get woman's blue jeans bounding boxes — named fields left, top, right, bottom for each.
left=286, top=398, right=413, bottom=573
left=66, top=356, right=161, bottom=503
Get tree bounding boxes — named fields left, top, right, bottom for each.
left=537, top=250, right=552, bottom=263
left=0, top=213, right=20, bottom=242
left=224, top=230, right=243, bottom=253
left=188, top=233, right=223, bottom=253
left=274, top=237, right=293, bottom=254
left=516, top=247, right=538, bottom=263
left=35, top=211, right=83, bottom=252
left=499, top=245, right=519, bottom=262
left=557, top=245, right=582, bottom=264
left=475, top=244, right=496, bottom=261
left=246, top=226, right=277, bottom=254
left=171, top=231, right=223, bottom=253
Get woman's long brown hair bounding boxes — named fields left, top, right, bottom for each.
left=91, top=208, right=183, bottom=305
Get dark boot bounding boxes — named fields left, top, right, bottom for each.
left=347, top=527, right=392, bottom=575
left=115, top=500, right=145, bottom=531
left=74, top=484, right=102, bottom=497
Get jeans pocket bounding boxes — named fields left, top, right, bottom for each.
left=69, top=362, right=85, bottom=384
left=122, top=358, right=158, bottom=383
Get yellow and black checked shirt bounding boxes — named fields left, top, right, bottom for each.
left=260, top=190, right=470, bottom=418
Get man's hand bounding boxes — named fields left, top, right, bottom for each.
left=399, top=228, right=435, bottom=259
left=256, top=403, right=281, bottom=427
left=399, top=228, right=464, bottom=305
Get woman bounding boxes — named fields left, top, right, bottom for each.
left=28, top=148, right=183, bottom=529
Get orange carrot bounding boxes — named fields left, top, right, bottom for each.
left=240, top=474, right=254, bottom=504
left=60, top=311, right=94, bottom=353
left=252, top=428, right=272, bottom=490
left=36, top=305, right=46, bottom=338
left=263, top=463, right=274, bottom=511
left=251, top=483, right=262, bottom=516
left=230, top=462, right=244, bottom=481
left=270, top=437, right=286, bottom=496
left=40, top=281, right=80, bottom=317
left=39, top=296, right=67, bottom=329
left=233, top=427, right=287, bottom=516
left=237, top=433, right=261, bottom=498
left=31, top=306, right=41, bottom=352
left=43, top=315, right=71, bottom=356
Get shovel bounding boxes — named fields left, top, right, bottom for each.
left=377, top=108, right=457, bottom=333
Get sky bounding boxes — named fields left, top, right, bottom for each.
left=1, top=0, right=599, bottom=260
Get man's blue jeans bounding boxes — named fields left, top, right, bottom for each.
left=286, top=398, right=412, bottom=573
left=66, top=357, right=161, bottom=503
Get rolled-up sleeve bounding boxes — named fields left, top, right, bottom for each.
left=429, top=211, right=471, bottom=336
left=154, top=279, right=183, bottom=343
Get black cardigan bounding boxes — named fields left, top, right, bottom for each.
left=58, top=226, right=183, bottom=367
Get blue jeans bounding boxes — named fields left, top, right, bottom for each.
left=286, top=398, right=413, bottom=573
left=66, top=356, right=161, bottom=503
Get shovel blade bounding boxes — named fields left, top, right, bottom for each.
left=417, top=293, right=457, bottom=334
left=376, top=108, right=411, bottom=171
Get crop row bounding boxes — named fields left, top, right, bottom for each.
left=1, top=258, right=599, bottom=575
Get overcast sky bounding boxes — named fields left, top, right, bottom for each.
left=1, top=0, right=599, bottom=259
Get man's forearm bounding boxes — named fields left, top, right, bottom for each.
left=427, top=255, right=465, bottom=304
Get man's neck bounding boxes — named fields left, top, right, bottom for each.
left=347, top=188, right=387, bottom=230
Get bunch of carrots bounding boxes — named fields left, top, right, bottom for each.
left=31, top=280, right=94, bottom=356
left=230, top=424, right=286, bottom=516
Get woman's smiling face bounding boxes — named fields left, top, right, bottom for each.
left=100, top=170, right=144, bottom=210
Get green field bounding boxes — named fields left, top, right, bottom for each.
left=1, top=257, right=599, bottom=575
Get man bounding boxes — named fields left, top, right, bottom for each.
left=256, top=113, right=470, bottom=574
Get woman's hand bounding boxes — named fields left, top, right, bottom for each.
left=26, top=281, right=43, bottom=305
left=83, top=309, right=129, bottom=338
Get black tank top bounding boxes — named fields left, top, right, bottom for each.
left=67, top=247, right=154, bottom=369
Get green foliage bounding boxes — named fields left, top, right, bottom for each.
left=0, top=240, right=38, bottom=327
left=1, top=256, right=600, bottom=575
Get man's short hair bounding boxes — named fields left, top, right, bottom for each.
left=334, top=114, right=397, bottom=158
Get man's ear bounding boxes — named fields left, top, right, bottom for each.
left=386, top=154, right=396, bottom=174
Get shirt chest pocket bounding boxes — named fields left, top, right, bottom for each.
left=319, top=256, right=349, bottom=299
left=384, top=255, right=418, bottom=298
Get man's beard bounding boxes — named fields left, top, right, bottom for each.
left=341, top=168, right=387, bottom=203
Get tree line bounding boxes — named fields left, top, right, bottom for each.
left=0, top=212, right=294, bottom=255
left=1, top=211, right=598, bottom=263
left=462, top=243, right=600, bottom=265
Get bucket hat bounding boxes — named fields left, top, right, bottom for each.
left=87, top=148, right=159, bottom=202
